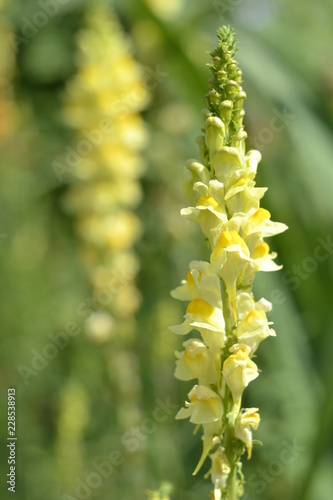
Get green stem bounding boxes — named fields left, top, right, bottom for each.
left=221, top=280, right=231, bottom=336
left=223, top=413, right=240, bottom=499
left=221, top=280, right=240, bottom=499
left=226, top=464, right=238, bottom=500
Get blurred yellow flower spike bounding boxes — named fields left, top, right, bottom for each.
left=171, top=25, right=287, bottom=499
left=234, top=408, right=260, bottom=459
left=62, top=5, right=148, bottom=333
left=62, top=6, right=149, bottom=437
left=146, top=480, right=174, bottom=500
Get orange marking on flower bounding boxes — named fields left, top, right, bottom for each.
left=216, top=230, right=249, bottom=254
left=187, top=270, right=202, bottom=286
left=187, top=271, right=196, bottom=286
left=249, top=208, right=271, bottom=225
left=197, top=195, right=221, bottom=212
left=186, top=299, right=215, bottom=318
left=246, top=309, right=263, bottom=320
left=253, top=242, right=269, bottom=259
left=231, top=177, right=249, bottom=188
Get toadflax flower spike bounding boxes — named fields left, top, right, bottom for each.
left=171, top=26, right=287, bottom=499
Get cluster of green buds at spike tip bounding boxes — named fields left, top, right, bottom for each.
left=170, top=26, right=288, bottom=500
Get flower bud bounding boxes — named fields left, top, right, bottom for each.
left=226, top=80, right=239, bottom=97
left=205, top=116, right=225, bottom=159
left=234, top=90, right=247, bottom=110
left=219, top=100, right=233, bottom=126
left=205, top=89, right=220, bottom=108
left=195, top=135, right=207, bottom=164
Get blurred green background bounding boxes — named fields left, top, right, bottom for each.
left=1, top=0, right=333, bottom=499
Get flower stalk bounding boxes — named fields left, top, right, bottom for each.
left=62, top=5, right=149, bottom=341
left=62, top=5, right=149, bottom=430
left=171, top=26, right=287, bottom=499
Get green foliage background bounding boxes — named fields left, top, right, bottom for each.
left=1, top=0, right=333, bottom=499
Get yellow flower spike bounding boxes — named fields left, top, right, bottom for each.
left=171, top=26, right=287, bottom=498
left=62, top=6, right=148, bottom=437
left=63, top=4, right=147, bottom=286
left=234, top=408, right=260, bottom=459
left=205, top=116, right=226, bottom=163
